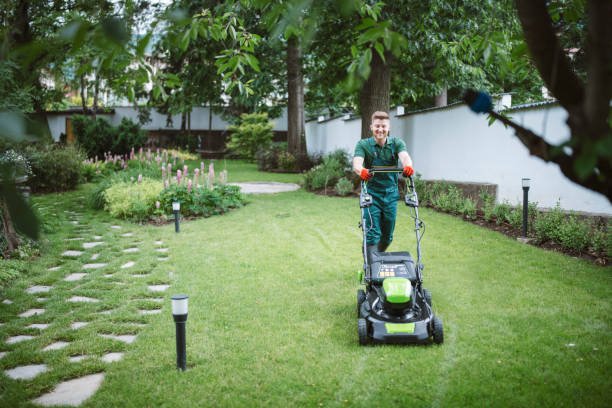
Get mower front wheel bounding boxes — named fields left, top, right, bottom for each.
left=432, top=316, right=444, bottom=344
left=357, top=289, right=366, bottom=316
left=358, top=318, right=370, bottom=345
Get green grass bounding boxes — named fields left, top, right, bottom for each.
left=0, top=162, right=610, bottom=407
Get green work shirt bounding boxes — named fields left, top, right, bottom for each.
left=354, top=137, right=407, bottom=193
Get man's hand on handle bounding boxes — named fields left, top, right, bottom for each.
left=403, top=165, right=414, bottom=177
left=360, top=168, right=373, bottom=181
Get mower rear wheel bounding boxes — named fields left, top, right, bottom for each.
left=432, top=316, right=444, bottom=344
left=423, top=288, right=432, bottom=307
left=357, top=289, right=366, bottom=316
left=358, top=318, right=370, bottom=345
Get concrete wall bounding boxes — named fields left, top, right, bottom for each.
left=305, top=104, right=611, bottom=215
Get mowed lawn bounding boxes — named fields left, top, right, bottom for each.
left=1, top=164, right=610, bottom=407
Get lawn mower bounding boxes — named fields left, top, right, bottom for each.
left=357, top=167, right=444, bottom=345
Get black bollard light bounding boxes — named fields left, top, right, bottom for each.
left=521, top=178, right=530, bottom=238
left=171, top=294, right=188, bottom=371
left=172, top=201, right=180, bottom=233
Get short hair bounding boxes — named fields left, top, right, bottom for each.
left=371, top=111, right=390, bottom=122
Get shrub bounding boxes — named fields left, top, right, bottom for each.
left=158, top=183, right=246, bottom=218
left=492, top=201, right=513, bottom=225
left=590, top=224, right=611, bottom=258
left=72, top=115, right=115, bottom=159
left=508, top=207, right=523, bottom=230
left=227, top=112, right=274, bottom=161
left=432, top=185, right=464, bottom=214
left=24, top=144, right=85, bottom=192
left=303, top=150, right=349, bottom=191
left=256, top=142, right=287, bottom=171
left=533, top=202, right=565, bottom=243
left=0, top=149, right=32, bottom=180
left=103, top=178, right=162, bottom=221
left=461, top=197, right=477, bottom=219
left=335, top=177, right=354, bottom=196
left=556, top=214, right=591, bottom=253
left=479, top=188, right=496, bottom=222
left=114, top=117, right=148, bottom=154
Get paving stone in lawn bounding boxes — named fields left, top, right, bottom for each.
left=6, top=335, right=36, bottom=344
left=131, top=273, right=149, bottom=278
left=111, top=225, right=122, bottom=229
left=155, top=248, right=169, bottom=253
left=2, top=299, right=13, bottom=304
left=62, top=250, right=84, bottom=257
left=36, top=298, right=48, bottom=302
left=157, top=257, right=169, bottom=262
left=138, top=309, right=161, bottom=315
left=99, top=334, right=137, bottom=344
left=26, top=285, right=53, bottom=294
left=148, top=284, right=170, bottom=292
left=120, top=232, right=133, bottom=237
left=68, top=355, right=89, bottom=363
left=82, top=242, right=104, bottom=249
left=5, top=364, right=48, bottom=380
left=82, top=263, right=107, bottom=269
left=91, top=253, right=100, bottom=260
left=27, top=323, right=50, bottom=330
left=48, top=266, right=62, bottom=271
left=71, top=322, right=89, bottom=330
left=64, top=273, right=87, bottom=282
left=67, top=237, right=83, bottom=241
left=43, top=341, right=70, bottom=351
left=122, top=247, right=139, bottom=253
left=154, top=240, right=163, bottom=245
left=93, top=235, right=103, bottom=240
left=101, top=352, right=124, bottom=363
left=19, top=309, right=45, bottom=318
left=0, top=351, right=7, bottom=359
left=32, top=372, right=105, bottom=406
left=68, top=296, right=100, bottom=303
left=103, top=274, right=114, bottom=278
left=121, top=261, right=135, bottom=269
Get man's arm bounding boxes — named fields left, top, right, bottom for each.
left=353, top=156, right=365, bottom=177
left=398, top=151, right=413, bottom=168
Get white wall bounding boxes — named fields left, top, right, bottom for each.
left=305, top=104, right=611, bottom=215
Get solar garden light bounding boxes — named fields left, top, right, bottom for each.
left=521, top=178, right=531, bottom=238
left=172, top=201, right=180, bottom=233
left=171, top=294, right=188, bottom=371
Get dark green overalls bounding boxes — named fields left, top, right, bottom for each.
left=354, top=137, right=407, bottom=249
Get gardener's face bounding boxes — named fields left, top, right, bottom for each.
left=371, top=119, right=390, bottom=144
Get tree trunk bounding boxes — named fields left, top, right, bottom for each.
left=92, top=73, right=100, bottom=119
left=80, top=74, right=88, bottom=113
left=286, top=36, right=306, bottom=157
left=1, top=200, right=19, bottom=255
left=435, top=87, right=448, bottom=107
left=359, top=51, right=391, bottom=139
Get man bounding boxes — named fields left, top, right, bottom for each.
left=353, top=111, right=414, bottom=256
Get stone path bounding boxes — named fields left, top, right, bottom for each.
left=0, top=208, right=174, bottom=406
left=229, top=181, right=300, bottom=194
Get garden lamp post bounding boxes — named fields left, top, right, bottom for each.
left=172, top=201, right=180, bottom=233
left=171, top=294, right=188, bottom=371
left=522, top=178, right=531, bottom=238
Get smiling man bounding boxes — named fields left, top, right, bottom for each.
left=352, top=111, right=414, bottom=255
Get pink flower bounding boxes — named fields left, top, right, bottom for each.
left=155, top=201, right=160, bottom=209
left=164, top=180, right=169, bottom=189
left=183, top=165, right=188, bottom=178
left=187, top=179, right=192, bottom=193
left=137, top=174, right=143, bottom=184
left=200, top=161, right=205, bottom=173
left=177, top=169, right=182, bottom=184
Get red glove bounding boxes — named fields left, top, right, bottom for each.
left=360, top=168, right=373, bottom=181
left=403, top=165, right=414, bottom=177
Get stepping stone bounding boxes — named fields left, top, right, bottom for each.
left=36, top=297, right=48, bottom=302
left=111, top=225, right=122, bottom=229
left=154, top=240, right=163, bottom=245
left=26, top=285, right=53, bottom=294
left=121, top=261, right=135, bottom=269
left=70, top=220, right=79, bottom=225
left=83, top=242, right=103, bottom=249
left=71, top=322, right=89, bottom=330
left=122, top=248, right=139, bottom=253
left=97, top=309, right=114, bottom=315
left=157, top=257, right=169, bottom=262
left=156, top=248, right=169, bottom=253
left=43, top=341, right=70, bottom=351
left=68, top=296, right=100, bottom=303
left=100, top=334, right=137, bottom=344
left=62, top=250, right=83, bottom=257
left=6, top=335, right=36, bottom=344
left=138, top=309, right=161, bottom=315
left=48, top=266, right=62, bottom=271
left=0, top=351, right=7, bottom=359
left=103, top=274, right=114, bottom=278
left=101, top=352, right=124, bottom=363
left=91, top=253, right=100, bottom=260
left=64, top=273, right=87, bottom=282
left=82, top=263, right=107, bottom=269
left=19, top=308, right=45, bottom=318
left=93, top=235, right=103, bottom=240
left=5, top=364, right=48, bottom=380
left=69, top=355, right=89, bottom=363
left=2, top=299, right=13, bottom=304
left=148, top=284, right=169, bottom=292
left=32, top=372, right=105, bottom=406
left=27, top=323, right=50, bottom=330
left=131, top=274, right=149, bottom=278
left=120, top=232, right=133, bottom=237
left=67, top=237, right=84, bottom=241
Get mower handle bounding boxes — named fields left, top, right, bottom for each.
left=368, top=166, right=405, bottom=174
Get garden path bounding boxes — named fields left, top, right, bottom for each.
left=1, top=205, right=172, bottom=406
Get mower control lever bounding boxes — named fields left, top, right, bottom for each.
left=405, top=192, right=418, bottom=207
left=360, top=193, right=373, bottom=208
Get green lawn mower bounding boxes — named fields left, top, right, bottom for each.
left=357, top=167, right=444, bottom=345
